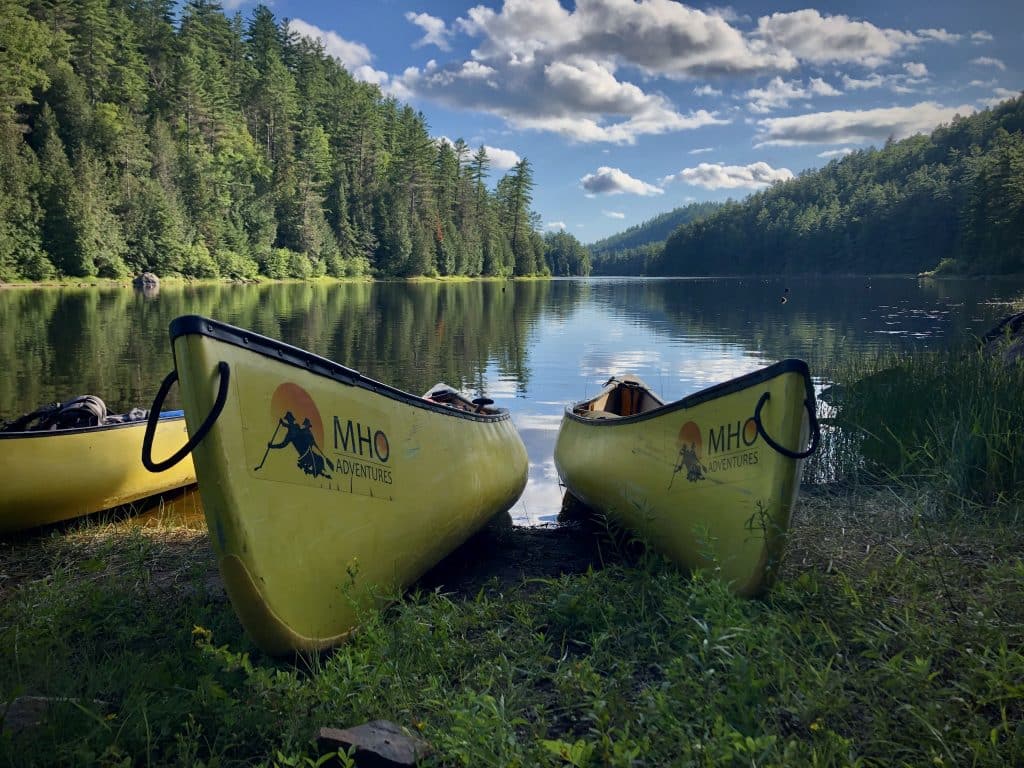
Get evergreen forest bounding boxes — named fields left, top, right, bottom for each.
left=653, top=96, right=1024, bottom=276
left=588, top=201, right=721, bottom=275
left=0, top=0, right=591, bottom=282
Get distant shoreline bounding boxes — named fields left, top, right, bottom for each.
left=3, top=272, right=1023, bottom=290
left=0, top=275, right=551, bottom=290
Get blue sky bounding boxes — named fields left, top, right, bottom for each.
left=222, top=0, right=1022, bottom=242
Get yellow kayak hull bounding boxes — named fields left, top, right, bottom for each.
left=554, top=361, right=816, bottom=596
left=0, top=416, right=195, bottom=533
left=166, top=316, right=528, bottom=654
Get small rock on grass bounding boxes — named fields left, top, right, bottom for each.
left=317, top=720, right=432, bottom=768
left=2, top=696, right=110, bottom=735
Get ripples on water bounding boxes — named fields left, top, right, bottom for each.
left=2, top=276, right=1022, bottom=526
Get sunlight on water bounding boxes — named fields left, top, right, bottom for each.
left=2, top=276, right=1022, bottom=527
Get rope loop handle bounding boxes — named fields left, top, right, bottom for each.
left=142, top=361, right=230, bottom=473
left=752, top=390, right=820, bottom=460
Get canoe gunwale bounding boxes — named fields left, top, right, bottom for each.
left=169, top=315, right=511, bottom=424
left=0, top=412, right=185, bottom=440
left=563, top=358, right=814, bottom=427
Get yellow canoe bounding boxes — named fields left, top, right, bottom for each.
left=554, top=361, right=819, bottom=596
left=144, top=315, right=528, bottom=654
left=0, top=413, right=195, bottom=534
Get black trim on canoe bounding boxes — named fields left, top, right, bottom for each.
left=169, top=315, right=512, bottom=423
left=0, top=412, right=185, bottom=440
left=563, top=358, right=814, bottom=427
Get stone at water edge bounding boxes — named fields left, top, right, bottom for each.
left=132, top=272, right=160, bottom=288
left=317, top=720, right=432, bottom=768
left=2, top=696, right=110, bottom=735
left=980, top=311, right=1024, bottom=366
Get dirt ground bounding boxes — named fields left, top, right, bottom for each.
left=3, top=482, right=1012, bottom=609
left=0, top=491, right=612, bottom=603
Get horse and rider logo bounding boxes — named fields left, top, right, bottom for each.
left=255, top=383, right=334, bottom=479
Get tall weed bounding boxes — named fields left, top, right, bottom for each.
left=824, top=347, right=1024, bottom=511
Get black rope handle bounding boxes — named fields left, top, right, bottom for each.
left=752, top=390, right=820, bottom=460
left=142, top=361, right=231, bottom=473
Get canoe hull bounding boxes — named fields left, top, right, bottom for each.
left=554, top=361, right=814, bottom=596
left=0, top=418, right=196, bottom=533
left=170, top=317, right=528, bottom=654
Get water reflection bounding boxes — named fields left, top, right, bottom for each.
left=2, top=276, right=1022, bottom=526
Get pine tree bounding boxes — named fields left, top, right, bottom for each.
left=498, top=158, right=536, bottom=275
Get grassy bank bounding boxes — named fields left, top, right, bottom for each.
left=0, top=275, right=376, bottom=290
left=1, top=484, right=1021, bottom=767
left=2, top=347, right=1021, bottom=766
left=816, top=344, right=1024, bottom=509
left=0, top=274, right=548, bottom=290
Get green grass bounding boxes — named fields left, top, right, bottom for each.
left=1, top=487, right=1021, bottom=767
left=815, top=346, right=1024, bottom=513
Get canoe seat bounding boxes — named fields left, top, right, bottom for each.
left=582, top=410, right=621, bottom=420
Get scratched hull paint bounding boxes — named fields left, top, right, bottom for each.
left=554, top=361, right=815, bottom=596
left=0, top=416, right=195, bottom=533
left=167, top=316, right=528, bottom=654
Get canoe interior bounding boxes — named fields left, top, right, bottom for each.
left=573, top=375, right=665, bottom=419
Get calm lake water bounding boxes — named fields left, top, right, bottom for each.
left=3, top=276, right=1022, bottom=525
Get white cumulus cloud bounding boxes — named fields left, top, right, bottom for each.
left=603, top=210, right=626, bottom=219
left=756, top=102, right=976, bottom=146
left=406, top=11, right=452, bottom=50
left=545, top=221, right=567, bottom=230
left=755, top=10, right=920, bottom=67
left=459, top=0, right=795, bottom=76
left=580, top=167, right=663, bottom=196
left=971, top=57, right=1006, bottom=71
left=916, top=28, right=961, bottom=43
left=809, top=77, right=842, bottom=96
left=818, top=147, right=855, bottom=158
left=484, top=145, right=521, bottom=170
left=842, top=73, right=887, bottom=90
left=706, top=6, right=751, bottom=24
left=288, top=19, right=389, bottom=86
left=745, top=77, right=807, bottom=113
left=978, top=88, right=1020, bottom=108
left=971, top=31, right=994, bottom=44
left=397, top=0, right=796, bottom=142
left=398, top=54, right=728, bottom=143
left=663, top=162, right=794, bottom=190
left=841, top=70, right=925, bottom=94
left=694, top=85, right=723, bottom=97
left=745, top=76, right=841, bottom=113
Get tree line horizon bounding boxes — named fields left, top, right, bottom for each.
left=592, top=95, right=1024, bottom=277
left=0, top=0, right=592, bottom=283
left=2, top=1, right=1020, bottom=284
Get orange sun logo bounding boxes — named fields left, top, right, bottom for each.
left=670, top=420, right=707, bottom=487
left=677, top=421, right=703, bottom=460
left=375, top=431, right=390, bottom=462
left=744, top=418, right=758, bottom=445
left=270, top=383, right=325, bottom=447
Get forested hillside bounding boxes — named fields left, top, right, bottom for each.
left=0, top=0, right=588, bottom=281
left=655, top=95, right=1024, bottom=276
left=589, top=201, right=721, bottom=275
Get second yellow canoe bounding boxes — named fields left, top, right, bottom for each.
left=554, top=361, right=819, bottom=596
